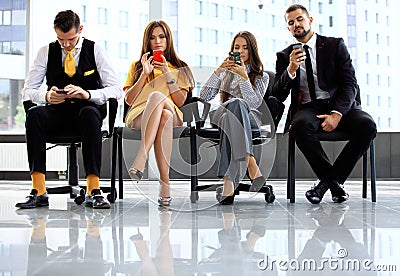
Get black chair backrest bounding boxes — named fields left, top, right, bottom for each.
left=264, top=70, right=275, bottom=99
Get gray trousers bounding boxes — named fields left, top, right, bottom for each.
left=216, top=99, right=259, bottom=182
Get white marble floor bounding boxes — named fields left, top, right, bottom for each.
left=0, top=179, right=399, bottom=276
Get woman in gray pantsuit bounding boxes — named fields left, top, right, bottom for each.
left=200, top=31, right=273, bottom=204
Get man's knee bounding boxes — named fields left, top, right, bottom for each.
left=25, top=106, right=47, bottom=128
left=80, top=106, right=101, bottom=121
left=290, top=117, right=318, bottom=137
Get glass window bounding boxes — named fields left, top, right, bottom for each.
left=243, top=9, right=248, bottom=22
left=98, top=8, right=108, bottom=24
left=140, top=13, right=148, bottom=29
left=11, top=10, right=25, bottom=25
left=119, top=42, right=128, bottom=59
left=1, top=42, right=11, bottom=54
left=11, top=41, right=25, bottom=55
left=212, top=30, right=218, bottom=44
left=228, top=6, right=233, bottom=20
left=2, top=10, right=11, bottom=25
left=82, top=5, right=87, bottom=22
left=99, top=40, right=108, bottom=52
left=195, top=0, right=203, bottom=15
left=212, top=3, right=218, bottom=17
left=119, top=11, right=128, bottom=27
left=195, top=27, right=203, bottom=42
left=329, top=16, right=333, bottom=27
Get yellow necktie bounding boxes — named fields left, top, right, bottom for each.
left=64, top=48, right=76, bottom=77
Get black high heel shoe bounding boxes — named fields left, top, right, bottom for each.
left=216, top=186, right=235, bottom=205
left=128, top=167, right=143, bottom=182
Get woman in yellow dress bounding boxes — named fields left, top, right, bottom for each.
left=123, top=20, right=194, bottom=206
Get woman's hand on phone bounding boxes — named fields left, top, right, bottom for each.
left=141, top=52, right=154, bottom=76
left=152, top=54, right=169, bottom=74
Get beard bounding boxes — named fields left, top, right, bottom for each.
left=293, top=27, right=311, bottom=39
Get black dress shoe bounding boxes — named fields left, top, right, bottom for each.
left=15, top=189, right=49, bottom=209
left=305, top=180, right=330, bottom=204
left=85, top=189, right=111, bottom=209
left=330, top=180, right=349, bottom=203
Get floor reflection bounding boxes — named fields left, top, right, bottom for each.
left=0, top=180, right=400, bottom=275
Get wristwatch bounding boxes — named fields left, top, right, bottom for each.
left=167, top=78, right=176, bottom=85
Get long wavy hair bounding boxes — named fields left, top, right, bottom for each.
left=221, top=31, right=264, bottom=103
left=132, top=20, right=194, bottom=93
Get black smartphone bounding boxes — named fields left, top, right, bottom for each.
left=56, top=89, right=67, bottom=94
left=292, top=43, right=304, bottom=52
left=229, top=51, right=241, bottom=65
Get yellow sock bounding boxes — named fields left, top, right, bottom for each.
left=31, top=172, right=46, bottom=196
left=86, top=174, right=100, bottom=196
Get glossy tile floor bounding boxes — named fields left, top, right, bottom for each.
left=0, top=179, right=399, bottom=276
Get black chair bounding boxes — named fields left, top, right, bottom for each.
left=23, top=98, right=118, bottom=204
left=188, top=70, right=277, bottom=203
left=286, top=87, right=377, bottom=203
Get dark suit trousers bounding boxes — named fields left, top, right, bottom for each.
left=290, top=102, right=376, bottom=184
left=25, top=102, right=104, bottom=177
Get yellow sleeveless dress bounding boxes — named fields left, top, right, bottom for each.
left=124, top=62, right=190, bottom=128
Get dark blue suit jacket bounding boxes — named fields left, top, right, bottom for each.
left=272, top=34, right=361, bottom=131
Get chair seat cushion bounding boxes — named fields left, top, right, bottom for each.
left=118, top=126, right=190, bottom=140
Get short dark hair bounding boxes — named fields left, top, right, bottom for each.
left=285, top=4, right=310, bottom=20
left=53, top=10, right=80, bottom=33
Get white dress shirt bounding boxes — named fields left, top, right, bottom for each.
left=21, top=37, right=122, bottom=105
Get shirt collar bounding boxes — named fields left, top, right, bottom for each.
left=305, top=32, right=317, bottom=49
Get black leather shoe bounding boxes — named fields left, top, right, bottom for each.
left=305, top=180, right=330, bottom=204
left=85, top=189, right=111, bottom=209
left=330, top=181, right=349, bottom=203
left=15, top=189, right=49, bottom=209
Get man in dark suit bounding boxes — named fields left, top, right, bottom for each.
left=272, top=4, right=376, bottom=204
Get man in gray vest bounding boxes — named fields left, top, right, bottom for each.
left=16, top=10, right=122, bottom=209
